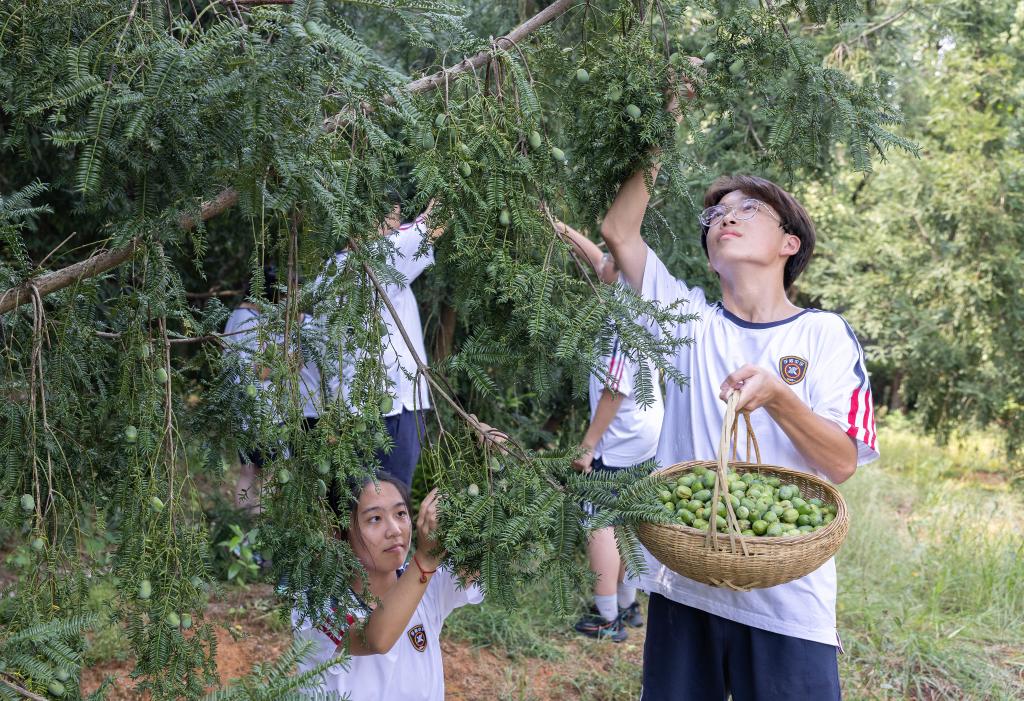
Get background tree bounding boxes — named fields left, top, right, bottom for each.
left=1, top=0, right=909, bottom=698
left=799, top=0, right=1024, bottom=459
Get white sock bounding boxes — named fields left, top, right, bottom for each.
left=617, top=583, right=636, bottom=609
left=594, top=594, right=618, bottom=623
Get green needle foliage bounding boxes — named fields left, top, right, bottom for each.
left=0, top=0, right=909, bottom=696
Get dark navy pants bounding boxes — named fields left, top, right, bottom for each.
left=641, top=593, right=841, bottom=701
left=375, top=409, right=426, bottom=487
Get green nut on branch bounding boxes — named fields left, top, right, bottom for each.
left=550, top=146, right=566, bottom=162
left=528, top=130, right=542, bottom=149
left=575, top=68, right=590, bottom=83
left=20, top=494, right=34, bottom=512
left=625, top=104, right=642, bottom=120
left=124, top=425, right=138, bottom=444
left=499, top=209, right=511, bottom=226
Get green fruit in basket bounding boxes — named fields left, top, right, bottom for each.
left=692, top=518, right=709, bottom=530
left=809, top=497, right=824, bottom=508
left=678, top=510, right=695, bottom=525
left=767, top=476, right=782, bottom=487
left=675, top=485, right=692, bottom=500
left=766, top=523, right=783, bottom=537
left=797, top=514, right=811, bottom=527
left=747, top=487, right=763, bottom=499
left=763, top=510, right=779, bottom=524
left=810, top=511, right=823, bottom=526
left=679, top=475, right=696, bottom=488
left=737, top=519, right=751, bottom=531
left=770, top=503, right=786, bottom=517
left=735, top=505, right=750, bottom=521
left=740, top=497, right=756, bottom=510
left=715, top=515, right=728, bottom=531
left=729, top=494, right=740, bottom=508
left=781, top=522, right=798, bottom=533
left=692, top=489, right=712, bottom=503
left=662, top=502, right=675, bottom=513
left=714, top=501, right=726, bottom=517
left=752, top=519, right=768, bottom=535
left=741, top=472, right=755, bottom=484
left=791, top=496, right=806, bottom=509
left=741, top=529, right=755, bottom=536
left=693, top=507, right=706, bottom=521
left=825, top=503, right=838, bottom=516
left=686, top=499, right=702, bottom=512
left=782, top=508, right=800, bottom=524
left=822, top=512, right=835, bottom=525
left=798, top=525, right=814, bottom=534
left=701, top=472, right=717, bottom=490
left=658, top=489, right=673, bottom=503
left=693, top=466, right=707, bottom=476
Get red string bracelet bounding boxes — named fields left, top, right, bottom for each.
left=412, top=554, right=437, bottom=583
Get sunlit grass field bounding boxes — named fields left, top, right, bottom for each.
left=444, top=419, right=1024, bottom=700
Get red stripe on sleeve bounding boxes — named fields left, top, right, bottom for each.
left=847, top=388, right=860, bottom=428
left=317, top=624, right=344, bottom=646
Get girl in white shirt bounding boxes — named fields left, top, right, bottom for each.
left=553, top=221, right=665, bottom=641
left=292, top=472, right=482, bottom=700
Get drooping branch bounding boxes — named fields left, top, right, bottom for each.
left=0, top=0, right=575, bottom=316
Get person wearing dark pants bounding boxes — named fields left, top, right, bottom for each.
left=641, top=593, right=841, bottom=700
left=598, top=79, right=877, bottom=700
left=320, top=198, right=446, bottom=488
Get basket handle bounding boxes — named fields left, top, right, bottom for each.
left=705, top=391, right=759, bottom=555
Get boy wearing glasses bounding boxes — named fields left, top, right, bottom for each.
left=599, top=96, right=879, bottom=700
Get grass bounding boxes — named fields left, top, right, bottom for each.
left=836, top=421, right=1024, bottom=700
left=441, top=420, right=1024, bottom=700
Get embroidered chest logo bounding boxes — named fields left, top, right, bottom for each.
left=779, top=356, right=809, bottom=385
left=407, top=623, right=427, bottom=652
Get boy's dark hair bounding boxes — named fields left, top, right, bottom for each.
left=699, top=175, right=816, bottom=290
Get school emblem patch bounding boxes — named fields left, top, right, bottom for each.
left=407, top=623, right=427, bottom=652
left=779, top=356, right=808, bottom=385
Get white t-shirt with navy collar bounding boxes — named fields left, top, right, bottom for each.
left=320, top=216, right=433, bottom=415
left=630, top=245, right=879, bottom=646
left=588, top=336, right=664, bottom=467
left=291, top=568, right=482, bottom=701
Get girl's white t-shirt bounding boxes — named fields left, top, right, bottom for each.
left=629, top=245, right=879, bottom=646
left=292, top=568, right=483, bottom=701
left=588, top=337, right=664, bottom=466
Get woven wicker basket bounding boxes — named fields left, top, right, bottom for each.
left=636, top=393, right=850, bottom=591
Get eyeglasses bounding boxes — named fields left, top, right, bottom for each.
left=698, top=198, right=782, bottom=228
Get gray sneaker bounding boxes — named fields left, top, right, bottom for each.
left=573, top=605, right=628, bottom=642
left=618, top=601, right=644, bottom=628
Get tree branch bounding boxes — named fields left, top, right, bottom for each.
left=0, top=188, right=239, bottom=316
left=0, top=1, right=574, bottom=315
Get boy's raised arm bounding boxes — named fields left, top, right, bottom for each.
left=599, top=165, right=659, bottom=290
